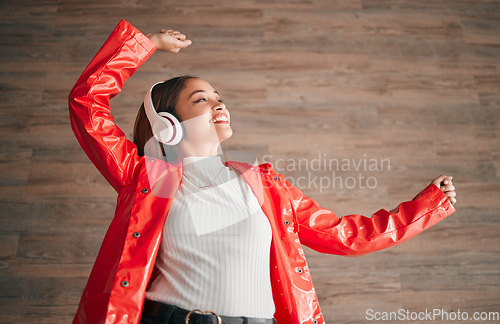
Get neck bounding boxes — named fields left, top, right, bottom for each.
left=178, top=141, right=221, bottom=158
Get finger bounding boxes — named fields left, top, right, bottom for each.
left=450, top=197, right=457, bottom=205
left=174, top=33, right=187, bottom=41
left=160, top=30, right=175, bottom=36
left=445, top=191, right=456, bottom=199
left=440, top=184, right=455, bottom=192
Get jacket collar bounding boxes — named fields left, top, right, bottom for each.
left=143, top=157, right=267, bottom=204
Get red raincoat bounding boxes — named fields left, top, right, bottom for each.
left=69, top=19, right=455, bottom=324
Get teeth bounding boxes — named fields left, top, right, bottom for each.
left=213, top=115, right=228, bottom=123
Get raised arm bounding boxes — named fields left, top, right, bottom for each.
left=287, top=177, right=456, bottom=256
left=68, top=20, right=191, bottom=192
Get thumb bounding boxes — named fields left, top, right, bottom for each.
left=176, top=39, right=192, bottom=48
left=431, top=174, right=448, bottom=188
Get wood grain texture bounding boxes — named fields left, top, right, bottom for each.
left=0, top=0, right=499, bottom=323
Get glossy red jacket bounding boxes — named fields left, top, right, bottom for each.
left=69, top=20, right=455, bottom=324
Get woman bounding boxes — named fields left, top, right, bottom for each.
left=69, top=19, right=456, bottom=324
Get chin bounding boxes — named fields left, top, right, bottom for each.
left=218, top=128, right=233, bottom=143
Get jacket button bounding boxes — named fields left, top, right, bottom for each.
left=121, top=280, right=129, bottom=288
left=284, top=220, right=290, bottom=225
left=313, top=320, right=318, bottom=324
left=274, top=176, right=279, bottom=181
left=142, top=188, right=149, bottom=194
left=133, top=232, right=140, bottom=238
left=296, top=267, right=303, bottom=274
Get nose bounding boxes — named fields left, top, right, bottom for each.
left=213, top=103, right=226, bottom=111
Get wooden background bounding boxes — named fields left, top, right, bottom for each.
left=1, top=0, right=499, bottom=323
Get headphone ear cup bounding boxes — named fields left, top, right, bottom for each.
left=143, top=82, right=183, bottom=146
left=157, top=112, right=183, bottom=145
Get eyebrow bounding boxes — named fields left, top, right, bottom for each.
left=188, top=89, right=219, bottom=99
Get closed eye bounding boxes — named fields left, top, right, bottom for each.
left=193, top=97, right=223, bottom=104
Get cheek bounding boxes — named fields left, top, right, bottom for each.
left=174, top=105, right=190, bottom=122
left=175, top=103, right=207, bottom=122
left=180, top=114, right=215, bottom=137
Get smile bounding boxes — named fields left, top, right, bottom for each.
left=211, top=114, right=229, bottom=123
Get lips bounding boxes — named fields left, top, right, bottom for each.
left=211, top=113, right=229, bottom=124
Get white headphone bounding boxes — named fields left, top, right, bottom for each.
left=143, top=82, right=183, bottom=145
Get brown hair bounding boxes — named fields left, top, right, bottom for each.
left=133, top=75, right=198, bottom=158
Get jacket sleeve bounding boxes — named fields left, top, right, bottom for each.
left=68, top=19, right=156, bottom=192
left=287, top=182, right=455, bottom=256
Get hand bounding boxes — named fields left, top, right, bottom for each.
left=146, top=29, right=192, bottom=53
left=431, top=175, right=456, bottom=205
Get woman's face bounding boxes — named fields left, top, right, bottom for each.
left=175, top=78, right=232, bottom=149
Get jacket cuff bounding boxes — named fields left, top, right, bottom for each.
left=421, top=183, right=455, bottom=214
left=115, top=19, right=157, bottom=55
left=413, top=183, right=452, bottom=206
left=375, top=183, right=455, bottom=225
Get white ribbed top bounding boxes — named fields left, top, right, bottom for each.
left=145, top=156, right=275, bottom=318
